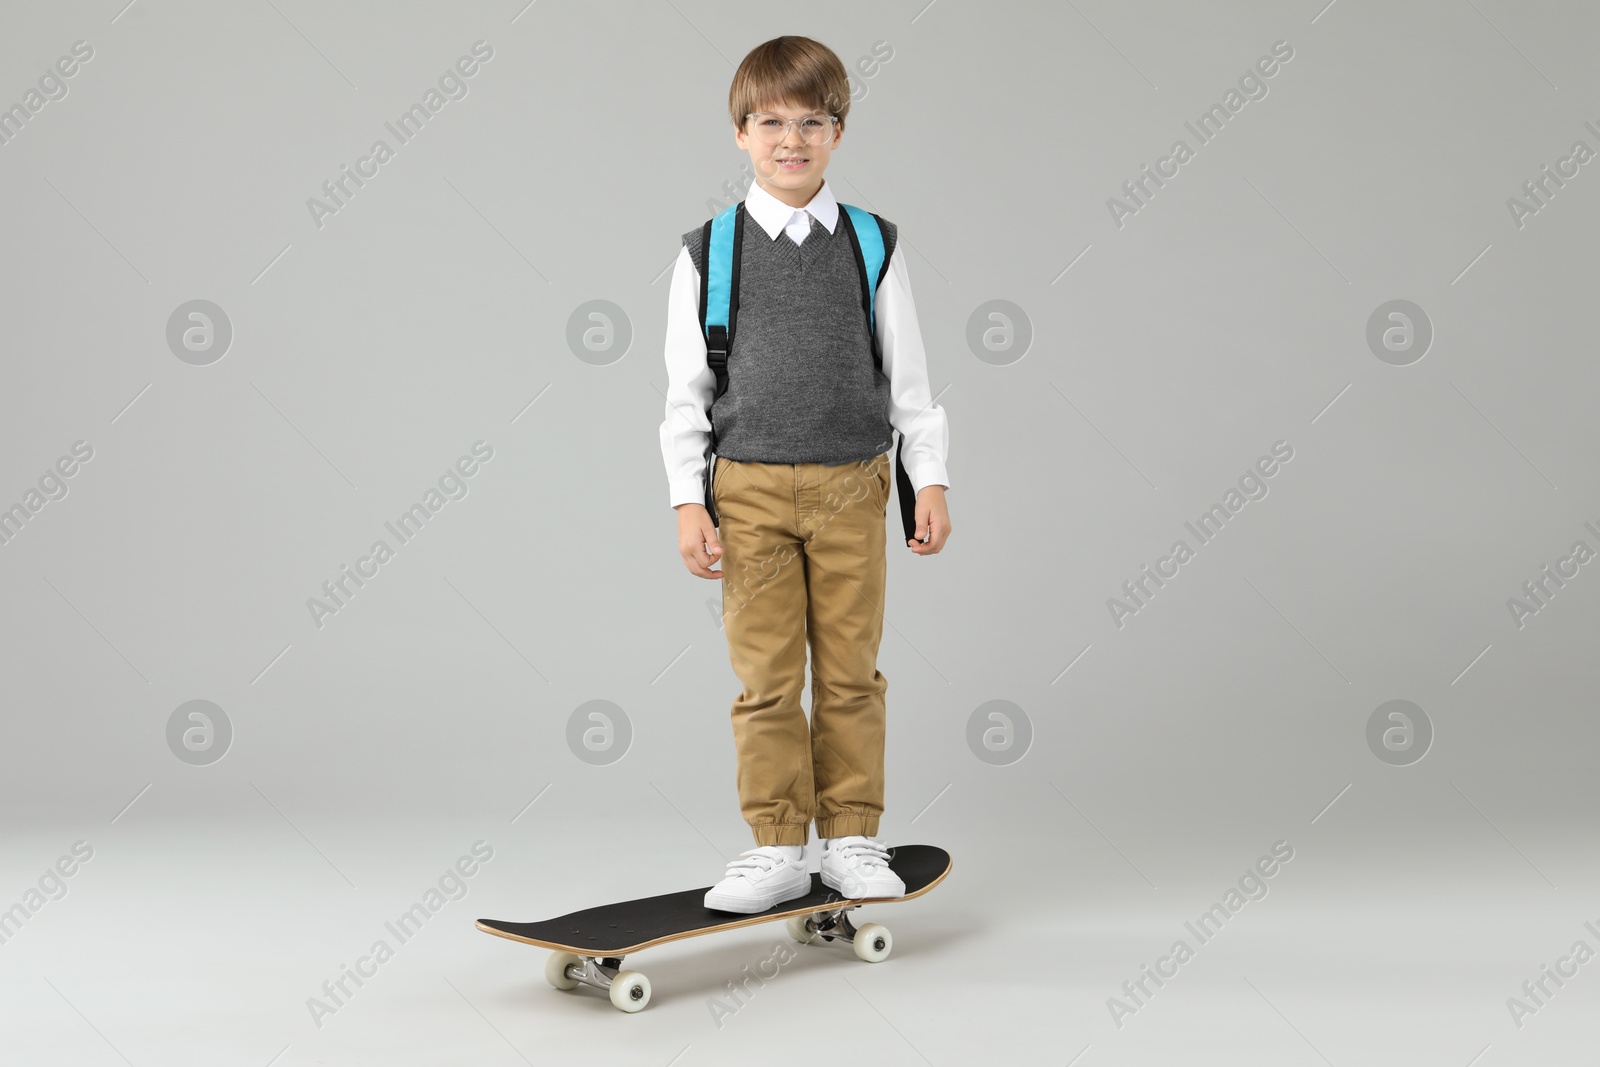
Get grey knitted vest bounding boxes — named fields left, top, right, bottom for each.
left=682, top=208, right=899, bottom=465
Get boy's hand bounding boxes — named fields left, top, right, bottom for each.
left=676, top=504, right=724, bottom=578
left=907, top=486, right=952, bottom=555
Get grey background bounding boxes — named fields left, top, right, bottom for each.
left=2, top=0, right=1598, bottom=1063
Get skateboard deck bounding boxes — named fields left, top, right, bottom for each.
left=476, top=844, right=950, bottom=1012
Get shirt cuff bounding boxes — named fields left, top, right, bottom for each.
left=906, top=460, right=950, bottom=497
left=669, top=477, right=707, bottom=509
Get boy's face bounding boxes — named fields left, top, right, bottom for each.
left=735, top=97, right=842, bottom=204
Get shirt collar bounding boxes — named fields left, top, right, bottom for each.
left=744, top=179, right=839, bottom=240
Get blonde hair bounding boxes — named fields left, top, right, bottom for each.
left=728, top=36, right=850, bottom=132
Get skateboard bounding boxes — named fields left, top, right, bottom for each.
left=476, top=843, right=951, bottom=1012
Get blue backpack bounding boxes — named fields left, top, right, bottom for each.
left=695, top=199, right=917, bottom=542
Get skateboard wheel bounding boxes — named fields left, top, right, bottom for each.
left=610, top=970, right=651, bottom=1012
left=852, top=923, right=892, bottom=963
left=544, top=952, right=582, bottom=990
left=786, top=915, right=819, bottom=945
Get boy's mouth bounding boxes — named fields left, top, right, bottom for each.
left=774, top=156, right=810, bottom=171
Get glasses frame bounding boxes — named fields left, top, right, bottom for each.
left=743, top=112, right=840, bottom=146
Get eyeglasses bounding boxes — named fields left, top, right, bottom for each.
left=744, top=112, right=838, bottom=146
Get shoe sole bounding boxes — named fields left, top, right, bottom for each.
left=704, top=877, right=810, bottom=914
left=821, top=871, right=906, bottom=899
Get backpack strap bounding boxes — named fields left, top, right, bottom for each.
left=838, top=203, right=890, bottom=348
left=697, top=201, right=744, bottom=526
left=839, top=203, right=919, bottom=545
left=699, top=201, right=744, bottom=401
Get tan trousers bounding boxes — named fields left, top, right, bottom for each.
left=712, top=450, right=893, bottom=846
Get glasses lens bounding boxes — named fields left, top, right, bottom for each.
left=800, top=116, right=833, bottom=145
left=751, top=116, right=785, bottom=144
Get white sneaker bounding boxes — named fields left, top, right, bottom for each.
left=704, top=845, right=811, bottom=913
left=820, top=836, right=905, bottom=899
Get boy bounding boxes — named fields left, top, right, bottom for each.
left=659, top=36, right=951, bottom=914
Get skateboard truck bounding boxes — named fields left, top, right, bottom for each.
left=785, top=901, right=893, bottom=962
left=547, top=953, right=653, bottom=1011
left=560, top=957, right=625, bottom=992
left=795, top=902, right=862, bottom=943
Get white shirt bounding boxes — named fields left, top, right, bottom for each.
left=658, top=178, right=951, bottom=509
